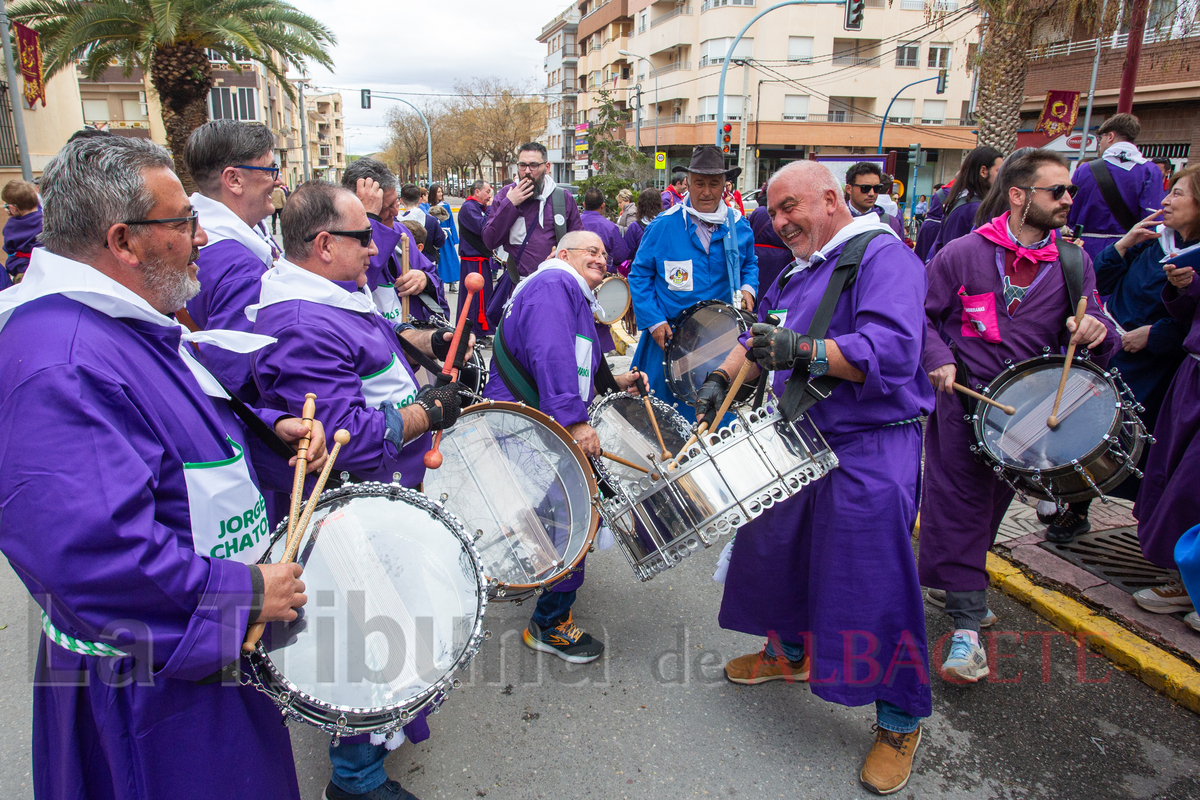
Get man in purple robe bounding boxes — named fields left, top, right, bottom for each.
left=481, top=142, right=583, bottom=327
left=921, top=150, right=1117, bottom=686
left=697, top=161, right=933, bottom=795
left=1069, top=113, right=1168, bottom=260
left=580, top=187, right=631, bottom=352
left=458, top=180, right=496, bottom=336
left=182, top=120, right=285, bottom=402
left=661, top=171, right=687, bottom=210
left=483, top=230, right=643, bottom=664
left=250, top=180, right=465, bottom=800
left=748, top=200, right=790, bottom=291
left=844, top=162, right=906, bottom=239
left=0, top=135, right=324, bottom=800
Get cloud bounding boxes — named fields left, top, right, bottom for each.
left=288, top=0, right=568, bottom=153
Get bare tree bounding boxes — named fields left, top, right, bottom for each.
left=454, top=78, right=547, bottom=182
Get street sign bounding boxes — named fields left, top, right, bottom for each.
left=574, top=168, right=589, bottom=181
left=654, top=152, right=667, bottom=170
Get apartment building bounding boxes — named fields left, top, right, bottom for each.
left=612, top=0, right=981, bottom=198
left=305, top=92, right=346, bottom=184
left=539, top=4, right=581, bottom=183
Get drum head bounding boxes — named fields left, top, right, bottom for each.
left=424, top=402, right=599, bottom=598
left=594, top=277, right=631, bottom=325
left=979, top=361, right=1119, bottom=470
left=664, top=302, right=748, bottom=405
left=258, top=485, right=485, bottom=726
left=590, top=392, right=691, bottom=482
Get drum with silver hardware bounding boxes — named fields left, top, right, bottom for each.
left=663, top=301, right=754, bottom=406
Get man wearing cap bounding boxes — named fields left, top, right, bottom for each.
left=628, top=145, right=758, bottom=423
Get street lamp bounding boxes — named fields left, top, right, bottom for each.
left=619, top=49, right=659, bottom=187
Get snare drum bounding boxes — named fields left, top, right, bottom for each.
left=594, top=276, right=631, bottom=326
left=423, top=401, right=600, bottom=601
left=245, top=483, right=488, bottom=741
left=971, top=355, right=1149, bottom=503
left=664, top=301, right=754, bottom=405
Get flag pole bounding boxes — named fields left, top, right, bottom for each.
left=0, top=0, right=33, bottom=180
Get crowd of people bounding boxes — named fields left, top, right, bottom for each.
left=0, top=114, right=1195, bottom=800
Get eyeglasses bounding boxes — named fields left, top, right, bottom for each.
left=236, top=164, right=281, bottom=180
left=304, top=227, right=373, bottom=248
left=517, top=162, right=546, bottom=172
left=852, top=183, right=890, bottom=194
left=1018, top=184, right=1079, bottom=201
left=565, top=246, right=607, bottom=259
left=123, top=209, right=200, bottom=237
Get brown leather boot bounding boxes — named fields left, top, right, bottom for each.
left=723, top=649, right=809, bottom=685
left=860, top=724, right=922, bottom=795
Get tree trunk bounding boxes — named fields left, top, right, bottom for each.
left=159, top=97, right=210, bottom=193
left=975, top=9, right=1035, bottom=152
left=150, top=44, right=214, bottom=193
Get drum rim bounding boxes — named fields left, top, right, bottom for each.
left=593, top=275, right=631, bottom=325
left=662, top=300, right=752, bottom=405
left=972, top=355, right=1124, bottom=477
left=427, top=400, right=601, bottom=595
left=250, top=481, right=489, bottom=727
left=588, top=390, right=693, bottom=488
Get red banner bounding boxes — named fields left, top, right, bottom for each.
left=1034, top=90, right=1079, bottom=139
left=14, top=22, right=45, bottom=108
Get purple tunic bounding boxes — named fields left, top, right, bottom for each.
left=581, top=209, right=630, bottom=273
left=919, top=232, right=1118, bottom=591
left=749, top=205, right=792, bottom=291
left=2, top=207, right=42, bottom=276
left=1069, top=159, right=1167, bottom=259
left=719, top=231, right=934, bottom=718
left=482, top=183, right=583, bottom=278
left=252, top=281, right=430, bottom=489
left=0, top=294, right=299, bottom=800
left=914, top=187, right=948, bottom=263
left=1134, top=276, right=1200, bottom=568
left=457, top=198, right=495, bottom=334
left=925, top=198, right=981, bottom=263
left=623, top=219, right=646, bottom=271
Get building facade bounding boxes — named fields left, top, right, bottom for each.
left=539, top=4, right=581, bottom=184
left=305, top=91, right=346, bottom=184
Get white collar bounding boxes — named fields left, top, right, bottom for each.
left=397, top=208, right=424, bottom=221
left=246, top=259, right=378, bottom=322
left=783, top=213, right=899, bottom=279
left=191, top=192, right=275, bottom=266
left=1101, top=141, right=1147, bottom=171
left=505, top=257, right=602, bottom=314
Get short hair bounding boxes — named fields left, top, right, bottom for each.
left=1098, top=113, right=1140, bottom=143
left=616, top=188, right=633, bottom=203
left=471, top=179, right=489, bottom=196
left=400, top=183, right=422, bottom=204
left=583, top=187, right=605, bottom=211
left=671, top=173, right=687, bottom=187
left=2, top=180, right=38, bottom=211
left=184, top=120, right=276, bottom=194
left=845, top=162, right=883, bottom=185
left=1168, top=164, right=1200, bottom=206
left=281, top=180, right=355, bottom=261
left=978, top=148, right=1070, bottom=225
left=636, top=186, right=663, bottom=220
left=67, top=128, right=115, bottom=143
left=341, top=157, right=397, bottom=193
left=557, top=229, right=600, bottom=253
left=518, top=142, right=548, bottom=161
left=40, top=136, right=174, bottom=258
left=401, top=219, right=426, bottom=246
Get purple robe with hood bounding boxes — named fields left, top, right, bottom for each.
left=457, top=196, right=495, bottom=332
left=581, top=208, right=631, bottom=352
left=914, top=186, right=948, bottom=262
left=719, top=215, right=935, bottom=719
left=364, top=216, right=447, bottom=325
left=924, top=197, right=981, bottom=263
left=1069, top=146, right=1167, bottom=260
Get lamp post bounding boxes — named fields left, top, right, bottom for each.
left=619, top=49, right=658, bottom=187
left=877, top=75, right=940, bottom=154
left=0, top=0, right=31, bottom=180
left=372, top=92, right=434, bottom=183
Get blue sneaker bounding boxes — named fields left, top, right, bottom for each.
left=940, top=631, right=989, bottom=683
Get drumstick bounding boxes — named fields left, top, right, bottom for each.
left=1048, top=296, right=1090, bottom=429
left=676, top=357, right=756, bottom=456
left=632, top=369, right=670, bottom=459
left=242, top=429, right=350, bottom=654
left=424, top=272, right=484, bottom=470
left=400, top=234, right=410, bottom=324
left=601, top=450, right=652, bottom=474
left=953, top=383, right=1015, bottom=416
left=287, top=393, right=317, bottom=541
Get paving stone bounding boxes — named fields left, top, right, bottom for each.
left=1006, top=542, right=1107, bottom=594
left=1083, top=582, right=1200, bottom=666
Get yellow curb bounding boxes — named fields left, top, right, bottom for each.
left=986, top=552, right=1200, bottom=714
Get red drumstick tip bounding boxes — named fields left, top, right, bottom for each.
left=423, top=450, right=443, bottom=469
left=464, top=272, right=485, bottom=293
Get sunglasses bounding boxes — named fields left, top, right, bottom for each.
left=123, top=209, right=200, bottom=237
left=852, top=183, right=890, bottom=194
left=305, top=227, right=373, bottom=247
left=1018, top=184, right=1079, bottom=201
left=236, top=164, right=281, bottom=180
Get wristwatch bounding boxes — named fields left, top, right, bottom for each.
left=808, top=338, right=829, bottom=378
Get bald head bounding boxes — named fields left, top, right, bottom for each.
left=766, top=162, right=852, bottom=260
left=555, top=230, right=607, bottom=290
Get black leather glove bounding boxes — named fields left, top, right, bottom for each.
left=747, top=323, right=814, bottom=373
left=694, top=369, right=729, bottom=429
left=429, top=326, right=457, bottom=361
left=415, top=382, right=464, bottom=431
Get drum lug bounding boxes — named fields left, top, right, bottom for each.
left=340, top=471, right=350, bottom=483
left=484, top=630, right=493, bottom=639
left=1071, top=460, right=1109, bottom=504
left=392, top=472, right=402, bottom=485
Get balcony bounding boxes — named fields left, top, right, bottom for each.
left=650, top=61, right=690, bottom=77
left=701, top=0, right=755, bottom=10
left=628, top=114, right=691, bottom=127
left=650, top=4, right=692, bottom=27
left=562, top=44, right=578, bottom=59
left=831, top=54, right=881, bottom=66
left=560, top=80, right=578, bottom=95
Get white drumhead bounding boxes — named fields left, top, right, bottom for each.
left=594, top=277, right=631, bottom=324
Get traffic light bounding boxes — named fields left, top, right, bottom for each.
left=723, top=122, right=733, bottom=152
left=908, top=143, right=921, bottom=164
left=361, top=89, right=371, bottom=109
left=936, top=69, right=947, bottom=94
left=844, top=0, right=865, bottom=31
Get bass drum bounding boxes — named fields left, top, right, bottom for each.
left=663, top=300, right=754, bottom=405
left=594, top=276, right=631, bottom=325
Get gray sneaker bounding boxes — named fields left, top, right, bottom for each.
left=1186, top=612, right=1200, bottom=634
left=940, top=631, right=989, bottom=683
left=1133, top=579, right=1194, bottom=614
left=924, top=588, right=998, bottom=628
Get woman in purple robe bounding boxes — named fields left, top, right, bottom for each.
left=924, top=146, right=1003, bottom=263
left=621, top=187, right=663, bottom=274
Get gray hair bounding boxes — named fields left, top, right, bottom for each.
left=471, top=179, right=489, bottom=196
left=184, top=120, right=276, bottom=194
left=769, top=161, right=842, bottom=200
left=282, top=180, right=356, bottom=261
left=40, top=136, right=175, bottom=258
left=341, top=157, right=396, bottom=193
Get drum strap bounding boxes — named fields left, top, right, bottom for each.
left=1056, top=238, right=1085, bottom=316
left=779, top=230, right=888, bottom=422
left=1087, top=159, right=1139, bottom=232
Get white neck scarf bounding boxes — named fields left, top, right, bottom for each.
left=1102, top=141, right=1147, bottom=172
left=1158, top=224, right=1200, bottom=263
left=397, top=208, right=424, bottom=222
left=246, top=259, right=378, bottom=322
left=680, top=198, right=734, bottom=226
left=508, top=175, right=560, bottom=248
left=505, top=257, right=602, bottom=315
left=191, top=192, right=275, bottom=266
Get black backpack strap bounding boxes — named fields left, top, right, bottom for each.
left=593, top=354, right=621, bottom=397
left=552, top=186, right=568, bottom=244
left=1056, top=237, right=1085, bottom=315
left=492, top=315, right=541, bottom=409
left=223, top=390, right=296, bottom=461
left=778, top=230, right=888, bottom=421
left=1087, top=159, right=1138, bottom=232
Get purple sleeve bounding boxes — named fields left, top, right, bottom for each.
left=1164, top=276, right=1200, bottom=323
left=370, top=218, right=404, bottom=274
left=482, top=186, right=519, bottom=250
left=1137, top=163, right=1168, bottom=216
left=628, top=219, right=666, bottom=330
left=609, top=223, right=630, bottom=270
left=0, top=366, right=254, bottom=680
left=889, top=213, right=905, bottom=238
left=511, top=281, right=592, bottom=426
left=921, top=248, right=959, bottom=373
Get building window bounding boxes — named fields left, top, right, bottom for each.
left=896, top=43, right=919, bottom=68
left=639, top=10, right=647, bottom=32
left=699, top=37, right=753, bottom=68
left=787, top=36, right=814, bottom=64
left=928, top=43, right=951, bottom=69
left=210, top=87, right=257, bottom=122
left=82, top=99, right=109, bottom=122
left=697, top=95, right=743, bottom=122
left=921, top=99, right=947, bottom=125
left=887, top=98, right=914, bottom=124
left=783, top=94, right=809, bottom=121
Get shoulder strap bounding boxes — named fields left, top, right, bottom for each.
left=593, top=354, right=621, bottom=396
left=493, top=315, right=541, bottom=409
left=458, top=213, right=493, bottom=258
left=1088, top=159, right=1138, bottom=232
left=1056, top=237, right=1085, bottom=315
left=552, top=187, right=568, bottom=244
left=223, top=390, right=297, bottom=461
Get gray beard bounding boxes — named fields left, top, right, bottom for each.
left=143, top=256, right=201, bottom=314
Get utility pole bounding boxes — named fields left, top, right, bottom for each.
left=0, top=0, right=32, bottom=180
left=296, top=79, right=311, bottom=182
left=1118, top=0, right=1150, bottom=113
left=1077, top=0, right=1110, bottom=165
left=736, top=59, right=751, bottom=193
left=633, top=84, right=641, bottom=150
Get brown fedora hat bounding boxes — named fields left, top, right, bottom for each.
left=681, top=145, right=741, bottom=180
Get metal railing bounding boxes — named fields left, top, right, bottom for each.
left=701, top=0, right=755, bottom=11
left=650, top=4, right=693, bottom=27
left=651, top=61, right=691, bottom=76
left=1026, top=27, right=1181, bottom=59
left=696, top=112, right=751, bottom=122
left=831, top=55, right=881, bottom=66
left=627, top=114, right=692, bottom=127
left=920, top=117, right=945, bottom=125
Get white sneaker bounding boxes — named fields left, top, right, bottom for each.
left=940, top=631, right=989, bottom=683
left=1185, top=612, right=1200, bottom=633
left=925, top=588, right=998, bottom=628
left=1133, top=579, right=1195, bottom=614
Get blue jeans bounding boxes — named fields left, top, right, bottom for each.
left=764, top=638, right=921, bottom=734
left=531, top=589, right=576, bottom=628
left=328, top=739, right=388, bottom=794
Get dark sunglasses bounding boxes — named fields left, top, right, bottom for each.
left=123, top=209, right=200, bottom=237
left=1019, top=184, right=1079, bottom=201
left=305, top=227, right=373, bottom=247
left=852, top=183, right=890, bottom=194
left=236, top=164, right=281, bottom=180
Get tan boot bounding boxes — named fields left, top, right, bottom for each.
left=723, top=649, right=809, bottom=685
left=860, top=725, right=922, bottom=795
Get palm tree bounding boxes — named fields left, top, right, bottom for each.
left=12, top=0, right=335, bottom=188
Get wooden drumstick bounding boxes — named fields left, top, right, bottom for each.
left=601, top=450, right=653, bottom=475
left=953, top=383, right=1016, bottom=416
left=242, top=429, right=350, bottom=654
left=400, top=234, right=411, bottom=324
left=1048, top=296, right=1090, bottom=429
left=632, top=369, right=670, bottom=459
left=287, top=393, right=317, bottom=540
left=424, top=272, right=484, bottom=470
left=675, top=357, right=755, bottom=459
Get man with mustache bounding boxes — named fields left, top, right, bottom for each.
left=694, top=159, right=932, bottom=795
left=920, top=149, right=1116, bottom=685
